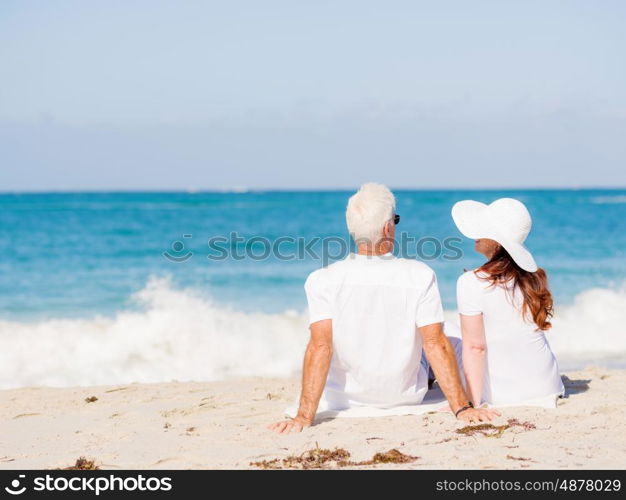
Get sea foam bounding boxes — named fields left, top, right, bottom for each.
left=1, top=277, right=625, bottom=388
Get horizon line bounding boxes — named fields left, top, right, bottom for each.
left=1, top=186, right=626, bottom=195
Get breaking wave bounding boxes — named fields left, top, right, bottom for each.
left=1, top=278, right=625, bottom=388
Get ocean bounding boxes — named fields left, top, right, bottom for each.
left=1, top=189, right=625, bottom=388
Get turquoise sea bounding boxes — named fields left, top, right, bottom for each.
left=1, top=190, right=625, bottom=387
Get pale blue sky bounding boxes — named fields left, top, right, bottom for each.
left=1, top=0, right=625, bottom=190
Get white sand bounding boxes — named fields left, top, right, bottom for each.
left=1, top=367, right=625, bottom=469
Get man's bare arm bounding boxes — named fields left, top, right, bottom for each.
left=419, top=322, right=500, bottom=423
left=268, top=319, right=332, bottom=434
left=296, top=319, right=333, bottom=422
left=420, top=322, right=467, bottom=411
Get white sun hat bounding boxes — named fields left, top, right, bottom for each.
left=451, top=197, right=538, bottom=272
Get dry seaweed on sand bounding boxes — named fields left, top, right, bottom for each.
left=62, top=457, right=100, bottom=470
left=506, top=455, right=533, bottom=461
left=104, top=387, right=128, bottom=393
left=362, top=449, right=417, bottom=465
left=251, top=447, right=418, bottom=469
left=12, top=412, right=41, bottom=419
left=456, top=418, right=536, bottom=438
left=252, top=447, right=350, bottom=469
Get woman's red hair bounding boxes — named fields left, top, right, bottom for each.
left=476, top=246, right=553, bottom=331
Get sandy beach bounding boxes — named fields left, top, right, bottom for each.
left=1, top=367, right=625, bottom=470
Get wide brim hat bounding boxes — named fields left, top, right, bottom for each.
left=451, top=198, right=538, bottom=272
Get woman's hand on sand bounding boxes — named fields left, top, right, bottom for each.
left=267, top=416, right=312, bottom=434
left=456, top=407, right=501, bottom=424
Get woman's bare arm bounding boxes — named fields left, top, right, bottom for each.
left=460, top=313, right=487, bottom=406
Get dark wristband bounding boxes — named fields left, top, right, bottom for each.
left=454, top=402, right=474, bottom=418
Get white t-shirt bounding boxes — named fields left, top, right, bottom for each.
left=456, top=270, right=564, bottom=407
left=304, top=253, right=445, bottom=411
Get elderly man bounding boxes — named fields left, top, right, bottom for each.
left=269, top=184, right=499, bottom=434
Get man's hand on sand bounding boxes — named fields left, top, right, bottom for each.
left=267, top=416, right=312, bottom=434
left=456, top=407, right=501, bottom=424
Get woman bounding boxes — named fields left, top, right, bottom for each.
left=451, top=197, right=564, bottom=408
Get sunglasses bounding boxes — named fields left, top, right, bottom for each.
left=393, top=214, right=400, bottom=225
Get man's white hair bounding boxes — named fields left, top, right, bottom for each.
left=346, top=183, right=396, bottom=245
